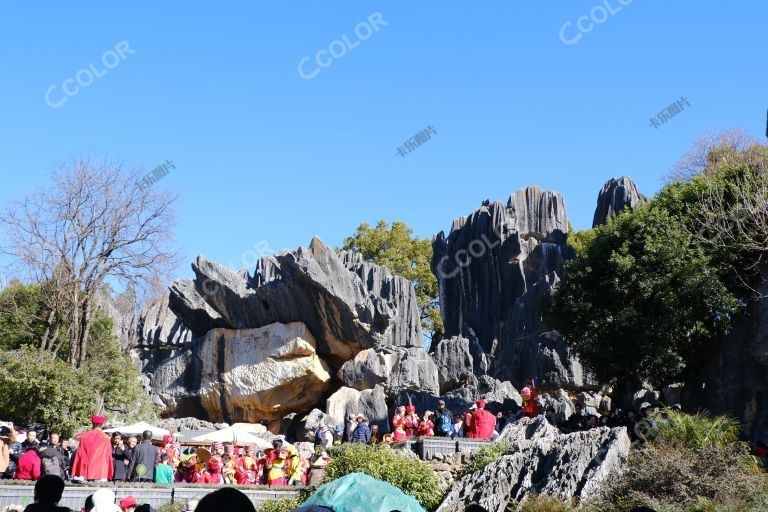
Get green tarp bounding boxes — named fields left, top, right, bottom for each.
left=301, top=472, right=426, bottom=512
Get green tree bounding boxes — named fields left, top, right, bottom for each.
left=342, top=220, right=443, bottom=342
left=547, top=206, right=738, bottom=387
left=0, top=281, right=44, bottom=349
left=0, top=346, right=95, bottom=436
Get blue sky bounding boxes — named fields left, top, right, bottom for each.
left=0, top=1, right=766, bottom=281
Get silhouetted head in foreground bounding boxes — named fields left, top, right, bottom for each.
left=465, top=504, right=488, bottom=512
left=34, top=475, right=65, bottom=504
left=195, top=487, right=256, bottom=512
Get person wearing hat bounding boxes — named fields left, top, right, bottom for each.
left=285, top=445, right=305, bottom=486
left=468, top=400, right=495, bottom=440
left=391, top=406, right=407, bottom=441
left=71, top=416, right=114, bottom=482
left=416, top=411, right=435, bottom=437
left=351, top=415, right=371, bottom=443
left=119, top=496, right=138, bottom=512
left=195, top=457, right=223, bottom=484
left=404, top=406, right=420, bottom=439
left=264, top=439, right=288, bottom=486
left=234, top=445, right=260, bottom=485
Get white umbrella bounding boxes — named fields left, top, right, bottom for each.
left=189, top=427, right=272, bottom=450
left=104, top=421, right=170, bottom=439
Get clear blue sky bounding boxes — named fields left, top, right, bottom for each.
left=0, top=2, right=766, bottom=280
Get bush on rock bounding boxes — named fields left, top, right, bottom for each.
left=325, top=443, right=442, bottom=510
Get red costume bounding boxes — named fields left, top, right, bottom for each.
left=15, top=450, right=41, bottom=480
left=469, top=401, right=496, bottom=440
left=392, top=412, right=407, bottom=441
left=235, top=452, right=262, bottom=485
left=404, top=406, right=419, bottom=439
left=522, top=385, right=539, bottom=418
left=71, top=418, right=114, bottom=481
left=416, top=419, right=434, bottom=437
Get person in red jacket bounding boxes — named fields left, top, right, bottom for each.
left=71, top=416, right=114, bottom=482
left=15, top=445, right=41, bottom=480
left=522, top=377, right=539, bottom=418
left=469, top=400, right=496, bottom=440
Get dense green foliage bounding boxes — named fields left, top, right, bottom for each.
left=325, top=443, right=442, bottom=510
left=466, top=440, right=510, bottom=473
left=343, top=220, right=443, bottom=340
left=655, top=410, right=742, bottom=451
left=546, top=140, right=768, bottom=387
left=0, top=282, right=156, bottom=432
left=547, top=205, right=737, bottom=387
left=514, top=495, right=578, bottom=512
left=256, top=496, right=304, bottom=512
left=0, top=346, right=95, bottom=436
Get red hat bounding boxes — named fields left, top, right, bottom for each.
left=119, top=496, right=138, bottom=509
left=405, top=405, right=416, bottom=413
left=162, top=435, right=174, bottom=445
left=476, top=400, right=486, bottom=408
left=91, top=415, right=106, bottom=425
left=208, top=458, right=221, bottom=470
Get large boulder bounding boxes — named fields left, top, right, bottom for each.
left=339, top=347, right=440, bottom=396
left=326, top=385, right=390, bottom=432
left=168, top=237, right=422, bottom=368
left=430, top=335, right=487, bottom=394
left=592, top=176, right=647, bottom=227
left=438, top=417, right=631, bottom=511
left=143, top=322, right=331, bottom=422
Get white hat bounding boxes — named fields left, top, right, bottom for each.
left=469, top=404, right=477, bottom=410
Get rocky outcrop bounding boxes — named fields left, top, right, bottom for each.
left=143, top=322, right=331, bottom=422
left=592, top=176, right=647, bottom=227
left=438, top=417, right=631, bottom=511
left=326, top=385, right=390, bottom=432
left=339, top=346, right=440, bottom=396
left=431, top=187, right=586, bottom=390
left=168, top=237, right=422, bottom=368
left=96, top=288, right=193, bottom=349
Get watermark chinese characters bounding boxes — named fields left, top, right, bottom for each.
left=137, top=160, right=176, bottom=190
left=650, top=97, right=690, bottom=129
left=397, top=126, right=437, bottom=157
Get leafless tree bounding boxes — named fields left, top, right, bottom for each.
left=694, top=145, right=768, bottom=291
left=665, top=128, right=761, bottom=182
left=0, top=159, right=178, bottom=367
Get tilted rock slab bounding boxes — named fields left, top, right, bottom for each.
left=168, top=236, right=422, bottom=368
left=326, top=385, right=390, bottom=432
left=438, top=417, right=630, bottom=511
left=143, top=322, right=331, bottom=422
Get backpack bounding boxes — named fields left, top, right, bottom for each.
left=437, top=412, right=452, bottom=434
left=314, top=427, right=324, bottom=445
left=42, top=456, right=63, bottom=477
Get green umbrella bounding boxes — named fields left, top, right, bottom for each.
left=302, top=472, right=426, bottom=512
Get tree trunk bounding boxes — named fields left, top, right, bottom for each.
left=76, top=295, right=93, bottom=369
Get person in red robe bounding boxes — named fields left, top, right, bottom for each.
left=195, top=458, right=223, bottom=484
left=416, top=411, right=435, bottom=437
left=522, top=379, right=539, bottom=419
left=469, top=400, right=496, bottom=440
left=71, top=416, right=114, bottom=482
left=235, top=445, right=261, bottom=485
left=391, top=406, right=407, bottom=441
left=404, top=406, right=419, bottom=439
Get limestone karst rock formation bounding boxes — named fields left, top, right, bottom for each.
left=592, top=176, right=647, bottom=227
left=167, top=236, right=422, bottom=368
left=438, top=417, right=631, bottom=511
left=144, top=322, right=331, bottom=422
left=431, top=186, right=588, bottom=390
left=338, top=346, right=440, bottom=396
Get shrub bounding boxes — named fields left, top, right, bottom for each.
left=515, top=494, right=577, bottom=512
left=466, top=440, right=511, bottom=473
left=654, top=410, right=741, bottom=450
left=593, top=442, right=768, bottom=512
left=257, top=496, right=303, bottom=512
left=325, top=443, right=442, bottom=510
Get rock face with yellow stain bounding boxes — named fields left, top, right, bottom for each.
left=143, top=322, right=331, bottom=422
